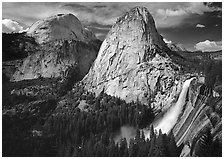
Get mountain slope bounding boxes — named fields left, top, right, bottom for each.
left=83, top=6, right=183, bottom=112
left=11, top=13, right=101, bottom=82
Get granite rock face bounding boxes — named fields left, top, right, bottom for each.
left=83, top=7, right=182, bottom=112
left=27, top=13, right=96, bottom=44
left=11, top=14, right=101, bottom=81
left=173, top=82, right=222, bottom=156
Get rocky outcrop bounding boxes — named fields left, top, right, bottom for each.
left=173, top=81, right=222, bottom=156
left=11, top=14, right=101, bottom=81
left=83, top=6, right=183, bottom=112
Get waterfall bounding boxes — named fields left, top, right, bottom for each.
left=144, top=77, right=196, bottom=138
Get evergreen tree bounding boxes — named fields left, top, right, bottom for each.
left=150, top=124, right=155, bottom=139
left=129, top=138, right=138, bottom=157
left=119, top=138, right=128, bottom=157
left=135, top=128, right=141, bottom=142
left=166, top=131, right=178, bottom=156
left=108, top=138, right=117, bottom=157
left=101, top=131, right=109, bottom=146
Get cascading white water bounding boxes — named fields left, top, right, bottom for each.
left=144, top=77, right=196, bottom=138
left=114, top=77, right=196, bottom=143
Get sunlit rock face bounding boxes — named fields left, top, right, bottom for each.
left=27, top=13, right=96, bottom=44
left=12, top=14, right=101, bottom=81
left=83, top=6, right=182, bottom=111
left=173, top=83, right=222, bottom=144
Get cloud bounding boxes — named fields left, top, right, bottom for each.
left=2, top=19, right=24, bottom=33
left=0, top=2, right=191, bottom=28
left=196, top=24, right=205, bottom=28
left=19, top=27, right=29, bottom=33
left=163, top=38, right=172, bottom=44
left=2, top=2, right=222, bottom=32
left=157, top=2, right=219, bottom=17
left=95, top=32, right=106, bottom=40
left=194, top=40, right=222, bottom=52
left=157, top=8, right=186, bottom=17
left=60, top=3, right=128, bottom=26
left=155, top=2, right=221, bottom=28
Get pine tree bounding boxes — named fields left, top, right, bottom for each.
left=148, top=132, right=156, bottom=156
left=119, top=138, right=128, bottom=157
left=157, top=130, right=168, bottom=156
left=150, top=124, right=155, bottom=139
left=85, top=137, right=94, bottom=156
left=166, top=131, right=178, bottom=156
left=101, top=131, right=109, bottom=146
left=108, top=138, right=117, bottom=157
left=135, top=128, right=141, bottom=142
left=129, top=138, right=138, bottom=157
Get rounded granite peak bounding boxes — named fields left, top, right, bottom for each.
left=27, top=13, right=96, bottom=44
left=53, top=13, right=80, bottom=20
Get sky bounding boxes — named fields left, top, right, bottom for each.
left=2, top=2, right=222, bottom=52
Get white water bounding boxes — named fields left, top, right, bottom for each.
left=114, top=77, right=196, bottom=142
left=144, top=77, right=196, bottom=138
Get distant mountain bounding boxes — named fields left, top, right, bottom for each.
left=10, top=13, right=101, bottom=81
left=167, top=42, right=188, bottom=52
left=177, top=50, right=222, bottom=61
left=27, top=14, right=96, bottom=44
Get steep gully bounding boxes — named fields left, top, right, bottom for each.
left=115, top=77, right=196, bottom=142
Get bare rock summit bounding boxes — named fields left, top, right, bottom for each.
left=83, top=6, right=183, bottom=112
left=27, top=13, right=96, bottom=44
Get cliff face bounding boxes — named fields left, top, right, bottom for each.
left=11, top=14, right=101, bottom=82
left=83, top=7, right=183, bottom=112
left=174, top=81, right=222, bottom=156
